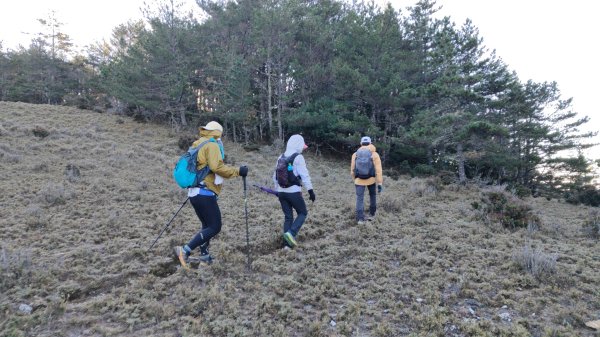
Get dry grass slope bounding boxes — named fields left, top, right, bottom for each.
left=1, top=101, right=599, bottom=337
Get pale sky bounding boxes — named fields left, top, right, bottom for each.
left=1, top=0, right=598, bottom=159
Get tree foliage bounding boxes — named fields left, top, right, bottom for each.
left=0, top=0, right=597, bottom=202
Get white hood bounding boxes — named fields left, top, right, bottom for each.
left=284, top=134, right=305, bottom=157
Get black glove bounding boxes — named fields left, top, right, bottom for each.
left=308, top=189, right=315, bottom=202
left=377, top=184, right=383, bottom=194
left=239, top=165, right=248, bottom=177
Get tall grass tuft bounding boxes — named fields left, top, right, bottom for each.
left=0, top=143, right=22, bottom=163
left=513, top=245, right=557, bottom=278
left=25, top=204, right=46, bottom=229
left=582, top=209, right=600, bottom=239
left=1, top=246, right=32, bottom=291
left=41, top=182, right=75, bottom=206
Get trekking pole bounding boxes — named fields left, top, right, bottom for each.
left=147, top=197, right=189, bottom=252
left=243, top=176, right=251, bottom=270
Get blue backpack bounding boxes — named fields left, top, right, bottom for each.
left=354, top=148, right=375, bottom=179
left=173, top=140, right=211, bottom=188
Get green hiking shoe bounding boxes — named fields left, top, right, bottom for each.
left=173, top=246, right=190, bottom=270
left=283, top=232, right=297, bottom=248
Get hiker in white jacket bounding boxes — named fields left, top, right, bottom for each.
left=273, top=134, right=315, bottom=249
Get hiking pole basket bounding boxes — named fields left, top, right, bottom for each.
left=147, top=197, right=189, bottom=252
left=243, top=176, right=251, bottom=270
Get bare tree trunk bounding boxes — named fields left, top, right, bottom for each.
left=427, top=146, right=433, bottom=166
left=232, top=121, right=237, bottom=143
left=457, top=142, right=466, bottom=184
left=382, top=112, right=392, bottom=165
left=179, top=108, right=187, bottom=127
left=267, top=60, right=273, bottom=137
left=277, top=73, right=284, bottom=142
left=258, top=97, right=264, bottom=141
left=244, top=122, right=249, bottom=144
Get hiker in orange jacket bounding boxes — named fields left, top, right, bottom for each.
left=350, top=136, right=383, bottom=224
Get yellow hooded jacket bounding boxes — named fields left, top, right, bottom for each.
left=350, top=144, right=383, bottom=186
left=191, top=128, right=240, bottom=195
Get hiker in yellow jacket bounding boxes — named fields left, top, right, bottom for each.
left=350, top=136, right=383, bottom=224
left=174, top=121, right=248, bottom=269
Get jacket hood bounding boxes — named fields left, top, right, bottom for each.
left=284, top=134, right=305, bottom=156
left=199, top=128, right=222, bottom=139
left=362, top=144, right=376, bottom=152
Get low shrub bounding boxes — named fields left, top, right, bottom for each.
left=63, top=92, right=93, bottom=110
left=480, top=189, right=541, bottom=229
left=379, top=196, right=404, bottom=214
left=510, top=184, right=532, bottom=198
left=64, top=164, right=81, bottom=183
left=32, top=126, right=49, bottom=138
left=242, top=144, right=261, bottom=152
left=383, top=168, right=400, bottom=181
left=24, top=204, right=46, bottom=229
left=438, top=170, right=456, bottom=185
left=565, top=185, right=600, bottom=207
left=413, top=163, right=435, bottom=176
left=178, top=134, right=196, bottom=151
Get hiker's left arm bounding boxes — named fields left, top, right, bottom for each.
left=295, top=156, right=313, bottom=190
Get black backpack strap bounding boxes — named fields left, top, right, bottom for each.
left=188, top=139, right=212, bottom=171
left=286, top=153, right=302, bottom=186
left=286, top=152, right=300, bottom=164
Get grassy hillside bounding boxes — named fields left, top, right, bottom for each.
left=1, top=102, right=598, bottom=337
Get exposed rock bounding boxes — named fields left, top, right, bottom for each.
left=498, top=312, right=511, bottom=322
left=18, top=304, right=32, bottom=315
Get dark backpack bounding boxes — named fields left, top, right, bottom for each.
left=354, top=147, right=375, bottom=179
left=275, top=153, right=302, bottom=188
left=173, top=140, right=211, bottom=188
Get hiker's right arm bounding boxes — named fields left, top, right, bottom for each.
left=373, top=152, right=383, bottom=185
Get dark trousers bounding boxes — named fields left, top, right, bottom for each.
left=187, top=194, right=221, bottom=254
left=356, top=183, right=376, bottom=221
left=278, top=192, right=307, bottom=238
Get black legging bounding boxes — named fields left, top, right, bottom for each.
left=187, top=194, right=222, bottom=253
